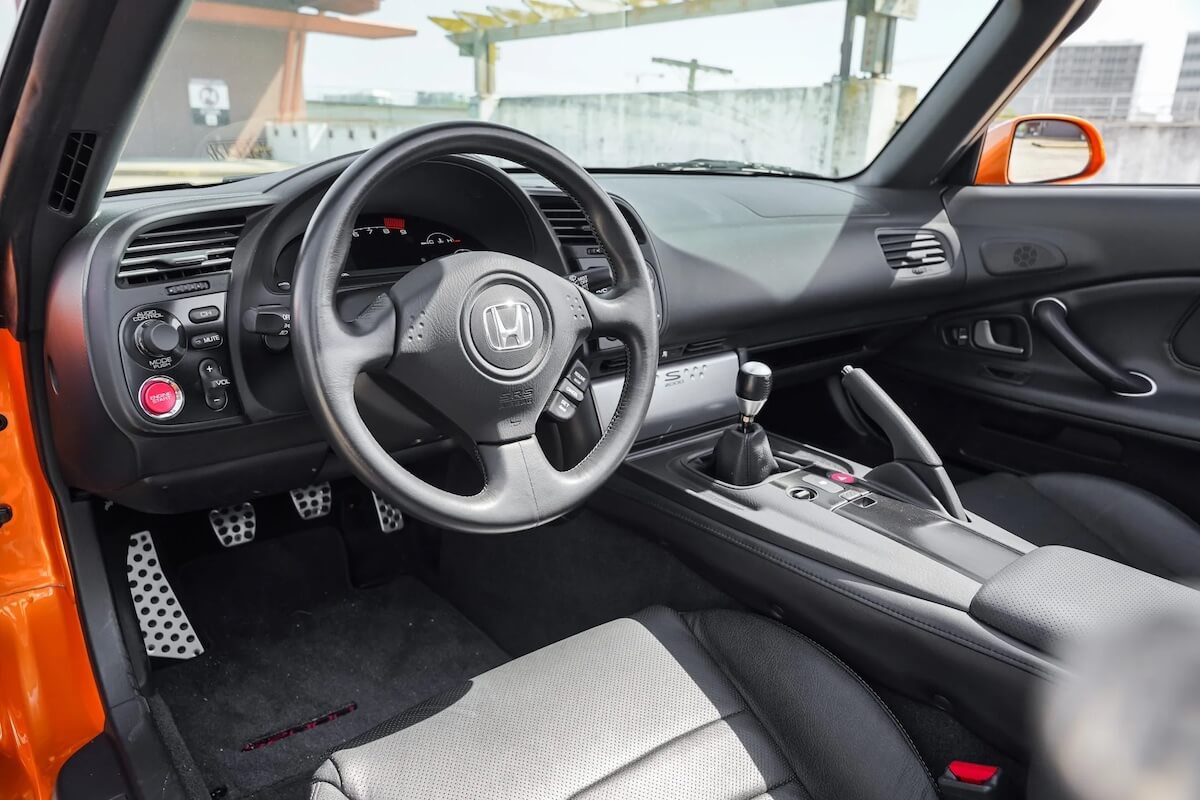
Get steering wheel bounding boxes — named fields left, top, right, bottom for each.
left=291, top=122, right=659, bottom=534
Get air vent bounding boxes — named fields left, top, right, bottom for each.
left=533, top=193, right=646, bottom=248
left=48, top=131, right=97, bottom=214
left=877, top=229, right=948, bottom=270
left=117, top=216, right=246, bottom=286
left=682, top=338, right=727, bottom=356
left=598, top=352, right=629, bottom=374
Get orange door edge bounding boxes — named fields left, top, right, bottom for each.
left=1, top=329, right=106, bottom=800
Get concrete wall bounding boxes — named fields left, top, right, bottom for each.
left=265, top=104, right=474, bottom=163
left=265, top=78, right=913, bottom=177
left=124, top=21, right=287, bottom=160
left=491, top=86, right=836, bottom=171
left=1094, top=123, right=1200, bottom=184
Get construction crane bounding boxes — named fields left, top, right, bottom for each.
left=650, top=56, right=732, bottom=92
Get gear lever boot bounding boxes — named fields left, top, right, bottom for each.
left=712, top=362, right=779, bottom=485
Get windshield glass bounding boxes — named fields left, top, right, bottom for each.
left=109, top=0, right=995, bottom=190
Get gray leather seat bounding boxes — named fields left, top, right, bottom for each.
left=309, top=607, right=935, bottom=800
left=959, top=472, right=1200, bottom=580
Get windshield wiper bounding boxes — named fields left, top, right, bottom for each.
left=628, top=158, right=821, bottom=178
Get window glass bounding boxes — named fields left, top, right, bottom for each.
left=98, top=0, right=998, bottom=190
left=1004, top=0, right=1200, bottom=183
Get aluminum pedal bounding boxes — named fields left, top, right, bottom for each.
left=126, top=531, right=204, bottom=660
left=290, top=482, right=332, bottom=520
left=371, top=492, right=404, bottom=533
left=209, top=502, right=257, bottom=547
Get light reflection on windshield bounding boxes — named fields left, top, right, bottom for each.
left=109, top=0, right=994, bottom=190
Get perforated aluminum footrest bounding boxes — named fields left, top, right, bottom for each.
left=371, top=492, right=404, bottom=533
left=290, top=482, right=332, bottom=520
left=126, top=531, right=203, bottom=660
left=209, top=502, right=257, bottom=547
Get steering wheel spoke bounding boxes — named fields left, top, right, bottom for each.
left=319, top=293, right=397, bottom=386
left=475, top=437, right=571, bottom=519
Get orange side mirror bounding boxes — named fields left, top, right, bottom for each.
left=975, top=114, right=1106, bottom=185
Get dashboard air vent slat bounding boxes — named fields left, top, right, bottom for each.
left=48, top=131, right=97, bottom=214
left=876, top=230, right=948, bottom=270
left=532, top=193, right=647, bottom=248
left=118, top=216, right=246, bottom=286
left=683, top=338, right=726, bottom=356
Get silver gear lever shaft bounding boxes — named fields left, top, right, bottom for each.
left=736, top=361, right=773, bottom=428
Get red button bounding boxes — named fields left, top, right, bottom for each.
left=947, top=761, right=999, bottom=785
left=139, top=378, right=180, bottom=417
left=829, top=472, right=856, bottom=484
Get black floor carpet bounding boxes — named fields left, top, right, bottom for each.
left=153, top=527, right=508, bottom=800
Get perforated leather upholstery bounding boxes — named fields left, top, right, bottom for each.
left=959, top=472, right=1200, bottom=580
left=309, top=608, right=936, bottom=800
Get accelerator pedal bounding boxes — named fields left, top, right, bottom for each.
left=209, top=502, right=257, bottom=547
left=290, top=482, right=332, bottom=520
left=126, top=531, right=203, bottom=659
left=371, top=492, right=404, bottom=533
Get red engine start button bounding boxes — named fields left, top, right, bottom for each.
left=139, top=376, right=183, bottom=419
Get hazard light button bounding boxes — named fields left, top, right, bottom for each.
left=138, top=376, right=184, bottom=420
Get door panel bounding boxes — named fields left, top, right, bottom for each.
left=874, top=186, right=1200, bottom=520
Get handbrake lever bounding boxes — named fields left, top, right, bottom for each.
left=840, top=365, right=969, bottom=522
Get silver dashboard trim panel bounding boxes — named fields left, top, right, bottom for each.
left=592, top=352, right=739, bottom=440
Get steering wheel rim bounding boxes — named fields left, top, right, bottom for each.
left=291, top=121, right=659, bottom=533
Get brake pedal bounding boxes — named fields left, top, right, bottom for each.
left=290, top=482, right=332, bottom=520
left=371, top=492, right=404, bottom=533
left=209, top=502, right=257, bottom=547
left=126, top=531, right=204, bottom=660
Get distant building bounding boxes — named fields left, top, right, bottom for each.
left=1010, top=42, right=1142, bottom=121
left=1173, top=32, right=1200, bottom=121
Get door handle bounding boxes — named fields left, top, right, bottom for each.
left=1031, top=297, right=1155, bottom=396
left=972, top=319, right=1025, bottom=355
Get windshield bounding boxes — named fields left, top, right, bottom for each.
left=109, top=0, right=995, bottom=191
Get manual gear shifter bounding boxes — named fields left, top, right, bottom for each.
left=712, top=361, right=779, bottom=485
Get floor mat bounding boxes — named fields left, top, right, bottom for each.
left=153, top=528, right=508, bottom=799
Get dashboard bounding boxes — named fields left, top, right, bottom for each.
left=272, top=214, right=485, bottom=291
left=44, top=153, right=965, bottom=514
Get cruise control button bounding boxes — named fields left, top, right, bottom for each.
left=557, top=378, right=585, bottom=403
left=188, top=305, right=220, bottom=323
left=545, top=391, right=577, bottom=422
left=138, top=376, right=183, bottom=420
left=566, top=360, right=590, bottom=391
left=190, top=331, right=223, bottom=349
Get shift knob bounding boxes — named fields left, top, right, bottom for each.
left=736, top=361, right=772, bottom=423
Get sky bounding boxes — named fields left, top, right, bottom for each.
left=295, top=0, right=1200, bottom=114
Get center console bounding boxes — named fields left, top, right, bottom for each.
left=598, top=356, right=1200, bottom=761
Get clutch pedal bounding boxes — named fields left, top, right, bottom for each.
left=371, top=492, right=404, bottom=533
left=126, top=531, right=203, bottom=660
left=209, top=502, right=257, bottom=547
left=290, top=482, right=332, bottom=520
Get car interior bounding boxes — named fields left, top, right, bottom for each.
left=5, top=0, right=1200, bottom=799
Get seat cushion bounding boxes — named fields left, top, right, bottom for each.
left=958, top=472, right=1200, bottom=579
left=310, top=607, right=935, bottom=800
